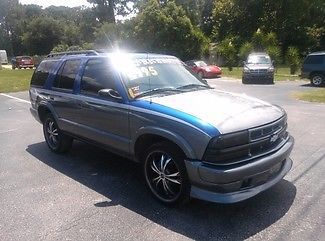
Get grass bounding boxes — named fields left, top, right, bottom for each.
left=292, top=88, right=325, bottom=103
left=0, top=68, right=34, bottom=93
left=222, top=67, right=299, bottom=81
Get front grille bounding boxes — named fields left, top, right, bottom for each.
left=250, top=69, right=268, bottom=74
left=203, top=116, right=288, bottom=165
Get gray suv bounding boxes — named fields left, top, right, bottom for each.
left=29, top=51, right=294, bottom=205
left=301, top=52, right=325, bottom=87
left=242, top=53, right=275, bottom=84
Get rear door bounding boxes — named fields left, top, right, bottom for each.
left=49, top=59, right=82, bottom=133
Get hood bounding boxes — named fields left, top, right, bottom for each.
left=150, top=89, right=284, bottom=134
left=204, top=65, right=221, bottom=72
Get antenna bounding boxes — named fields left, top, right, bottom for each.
left=147, top=52, right=152, bottom=104
left=103, top=32, right=115, bottom=50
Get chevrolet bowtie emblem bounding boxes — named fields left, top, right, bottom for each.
left=270, top=133, right=279, bottom=143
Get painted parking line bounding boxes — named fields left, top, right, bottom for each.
left=0, top=93, right=30, bottom=104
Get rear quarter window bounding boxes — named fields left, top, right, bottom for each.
left=30, top=60, right=58, bottom=87
left=304, top=55, right=324, bottom=65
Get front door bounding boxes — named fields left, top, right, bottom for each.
left=75, top=58, right=130, bottom=155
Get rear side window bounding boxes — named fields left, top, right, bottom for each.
left=304, top=55, right=324, bottom=65
left=31, top=60, right=58, bottom=87
left=53, top=59, right=81, bottom=90
left=80, top=59, right=117, bottom=96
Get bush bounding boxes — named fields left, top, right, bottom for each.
left=214, top=37, right=237, bottom=71
left=286, top=47, right=300, bottom=75
left=239, top=42, right=253, bottom=61
left=267, top=45, right=281, bottom=66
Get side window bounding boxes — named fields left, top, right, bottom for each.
left=80, top=59, right=117, bottom=96
left=31, top=60, right=58, bottom=87
left=53, top=59, right=81, bottom=90
left=304, top=55, right=323, bottom=65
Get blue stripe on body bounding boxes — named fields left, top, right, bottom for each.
left=130, top=99, right=220, bottom=137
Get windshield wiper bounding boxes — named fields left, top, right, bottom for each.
left=134, top=87, right=183, bottom=99
left=177, top=84, right=213, bottom=90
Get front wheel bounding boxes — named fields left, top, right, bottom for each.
left=242, top=77, right=249, bottom=84
left=143, top=142, right=190, bottom=206
left=43, top=114, right=72, bottom=153
left=311, top=74, right=324, bottom=87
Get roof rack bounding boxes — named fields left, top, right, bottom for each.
left=46, top=50, right=101, bottom=58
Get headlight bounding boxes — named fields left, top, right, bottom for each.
left=203, top=130, right=249, bottom=164
left=243, top=67, right=250, bottom=72
left=267, top=67, right=275, bottom=72
left=207, top=130, right=249, bottom=150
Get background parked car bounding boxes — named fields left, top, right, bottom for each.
left=185, top=60, right=222, bottom=78
left=301, top=52, right=325, bottom=87
left=242, top=53, right=275, bottom=84
left=12, top=56, right=35, bottom=69
left=0, top=50, right=8, bottom=64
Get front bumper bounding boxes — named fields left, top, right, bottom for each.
left=185, top=136, right=294, bottom=203
left=243, top=72, right=274, bottom=80
left=204, top=71, right=222, bottom=78
left=30, top=107, right=41, bottom=123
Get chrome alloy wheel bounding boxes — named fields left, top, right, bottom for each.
left=46, top=120, right=59, bottom=148
left=145, top=151, right=182, bottom=202
left=312, top=75, right=323, bottom=86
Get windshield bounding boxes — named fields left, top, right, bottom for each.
left=194, top=61, right=208, bottom=67
left=22, top=57, right=32, bottom=61
left=247, top=55, right=271, bottom=64
left=113, top=55, right=208, bottom=99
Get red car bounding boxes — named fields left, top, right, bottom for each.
left=185, top=60, right=222, bottom=78
left=12, top=56, right=34, bottom=69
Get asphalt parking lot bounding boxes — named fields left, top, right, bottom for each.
left=0, top=79, right=324, bottom=241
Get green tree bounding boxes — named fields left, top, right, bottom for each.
left=22, top=17, right=62, bottom=55
left=87, top=0, right=137, bottom=24
left=132, top=0, right=207, bottom=60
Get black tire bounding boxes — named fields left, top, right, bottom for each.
left=242, top=77, right=249, bottom=84
left=311, top=74, right=324, bottom=87
left=43, top=114, right=72, bottom=153
left=143, top=142, right=191, bottom=206
left=268, top=78, right=274, bottom=85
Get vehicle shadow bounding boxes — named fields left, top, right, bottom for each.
left=26, top=141, right=296, bottom=240
left=300, top=83, right=324, bottom=88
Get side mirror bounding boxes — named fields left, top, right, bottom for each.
left=243, top=61, right=246, bottom=66
left=98, top=89, right=122, bottom=101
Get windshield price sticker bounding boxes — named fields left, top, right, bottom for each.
left=125, top=65, right=158, bottom=81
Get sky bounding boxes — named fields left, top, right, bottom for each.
left=19, top=0, right=92, bottom=8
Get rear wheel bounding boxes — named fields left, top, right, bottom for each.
left=143, top=142, right=190, bottom=206
left=43, top=114, right=72, bottom=153
left=311, top=74, right=324, bottom=87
